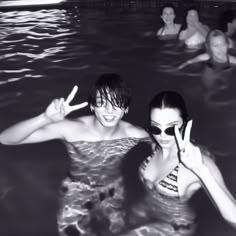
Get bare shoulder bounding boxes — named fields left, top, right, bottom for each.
left=203, top=24, right=210, bottom=31
left=157, top=27, right=163, bottom=36
left=201, top=148, right=224, bottom=181
left=59, top=116, right=92, bottom=141
left=176, top=24, right=181, bottom=31
left=200, top=145, right=215, bottom=163
left=122, top=121, right=149, bottom=139
left=179, top=29, right=187, bottom=40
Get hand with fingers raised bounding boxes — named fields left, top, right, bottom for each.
left=174, top=120, right=204, bottom=173
left=44, top=86, right=88, bottom=122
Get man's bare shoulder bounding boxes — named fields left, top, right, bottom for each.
left=59, top=116, right=93, bottom=141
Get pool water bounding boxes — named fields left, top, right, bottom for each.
left=0, top=4, right=236, bottom=236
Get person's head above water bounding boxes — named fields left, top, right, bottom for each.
left=205, top=29, right=229, bottom=62
left=186, top=7, right=200, bottom=27
left=88, top=73, right=131, bottom=127
left=160, top=4, right=176, bottom=26
left=148, top=91, right=189, bottom=148
left=149, top=91, right=189, bottom=123
left=179, top=6, right=201, bottom=32
left=88, top=73, right=131, bottom=110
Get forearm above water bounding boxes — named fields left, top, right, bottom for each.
left=0, top=113, right=52, bottom=145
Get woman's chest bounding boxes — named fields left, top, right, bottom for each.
left=141, top=156, right=201, bottom=199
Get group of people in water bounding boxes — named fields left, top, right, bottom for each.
left=158, top=4, right=236, bottom=102
left=1, top=73, right=236, bottom=236
left=157, top=4, right=236, bottom=48
left=1, top=4, right=236, bottom=236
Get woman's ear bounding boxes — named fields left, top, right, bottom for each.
left=90, top=105, right=94, bottom=112
left=125, top=108, right=129, bottom=114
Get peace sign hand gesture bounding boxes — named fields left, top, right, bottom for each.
left=44, top=86, right=88, bottom=122
left=174, top=120, right=203, bottom=173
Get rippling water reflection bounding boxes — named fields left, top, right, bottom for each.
left=0, top=7, right=236, bottom=236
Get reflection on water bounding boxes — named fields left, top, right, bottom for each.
left=0, top=6, right=236, bottom=236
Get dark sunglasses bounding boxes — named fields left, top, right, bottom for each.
left=148, top=125, right=182, bottom=136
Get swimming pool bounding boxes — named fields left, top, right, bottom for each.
left=0, top=3, right=236, bottom=236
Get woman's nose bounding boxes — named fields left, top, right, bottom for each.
left=160, top=130, right=166, bottom=137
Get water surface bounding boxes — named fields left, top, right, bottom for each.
left=0, top=6, right=236, bottom=236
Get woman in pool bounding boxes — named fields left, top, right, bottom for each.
left=120, top=91, right=236, bottom=236
left=0, top=73, right=150, bottom=236
left=179, top=7, right=209, bottom=48
left=156, top=4, right=181, bottom=37
left=178, top=30, right=236, bottom=70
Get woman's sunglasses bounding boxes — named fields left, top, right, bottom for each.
left=148, top=125, right=182, bottom=136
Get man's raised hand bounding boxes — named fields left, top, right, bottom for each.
left=44, top=86, right=88, bottom=122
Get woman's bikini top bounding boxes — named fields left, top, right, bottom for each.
left=159, top=24, right=180, bottom=36
left=185, top=31, right=205, bottom=47
left=140, top=155, right=180, bottom=198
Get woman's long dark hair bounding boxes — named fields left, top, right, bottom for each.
left=149, top=91, right=189, bottom=123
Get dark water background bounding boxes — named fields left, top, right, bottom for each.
left=0, top=3, right=236, bottom=236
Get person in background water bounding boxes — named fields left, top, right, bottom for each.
left=178, top=30, right=236, bottom=90
left=179, top=7, right=209, bottom=49
left=0, top=73, right=150, bottom=236
left=120, top=91, right=236, bottom=236
left=218, top=9, right=236, bottom=48
left=157, top=4, right=181, bottom=38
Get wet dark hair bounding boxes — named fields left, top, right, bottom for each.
left=205, top=29, right=229, bottom=57
left=160, top=3, right=176, bottom=15
left=218, top=10, right=236, bottom=33
left=88, top=73, right=131, bottom=109
left=149, top=90, right=189, bottom=123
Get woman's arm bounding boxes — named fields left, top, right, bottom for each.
left=195, top=157, right=236, bottom=227
left=179, top=30, right=187, bottom=40
left=195, top=23, right=210, bottom=38
left=175, top=121, right=236, bottom=227
left=178, top=53, right=210, bottom=70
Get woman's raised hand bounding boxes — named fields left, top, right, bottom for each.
left=174, top=120, right=203, bottom=173
left=44, top=86, right=88, bottom=122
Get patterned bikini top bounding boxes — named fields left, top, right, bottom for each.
left=140, top=155, right=180, bottom=198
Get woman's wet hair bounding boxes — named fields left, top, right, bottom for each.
left=160, top=3, right=176, bottom=16
left=149, top=91, right=189, bottom=123
left=205, top=29, right=229, bottom=56
left=88, top=73, right=131, bottom=109
left=218, top=10, right=236, bottom=33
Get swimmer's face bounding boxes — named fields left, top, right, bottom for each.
left=210, top=35, right=228, bottom=61
left=150, top=108, right=183, bottom=150
left=92, top=92, right=127, bottom=128
left=161, top=7, right=175, bottom=25
left=186, top=10, right=199, bottom=26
